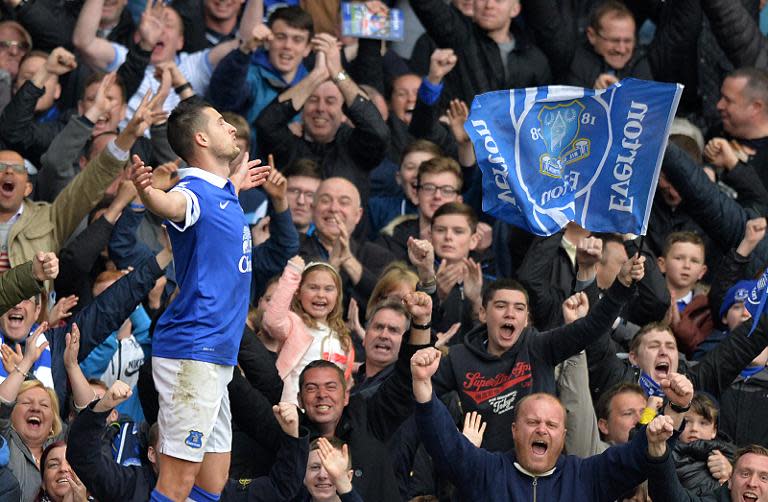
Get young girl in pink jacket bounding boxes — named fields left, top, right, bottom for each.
left=264, top=255, right=354, bottom=404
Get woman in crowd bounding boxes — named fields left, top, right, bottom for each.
left=0, top=324, right=63, bottom=501
left=34, top=441, right=87, bottom=502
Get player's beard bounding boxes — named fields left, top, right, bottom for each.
left=215, top=141, right=240, bottom=165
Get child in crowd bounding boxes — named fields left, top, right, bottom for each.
left=658, top=231, right=711, bottom=355
left=673, top=393, right=736, bottom=496
left=264, top=256, right=354, bottom=404
left=425, top=201, right=484, bottom=335
left=658, top=231, right=708, bottom=312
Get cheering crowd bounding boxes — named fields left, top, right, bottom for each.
left=0, top=0, right=764, bottom=500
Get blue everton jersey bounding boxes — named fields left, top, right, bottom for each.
left=152, top=168, right=251, bottom=365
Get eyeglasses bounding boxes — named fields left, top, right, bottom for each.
left=0, top=162, right=26, bottom=174
left=286, top=187, right=315, bottom=202
left=595, top=31, right=635, bottom=46
left=418, top=183, right=459, bottom=197
left=0, top=40, right=30, bottom=54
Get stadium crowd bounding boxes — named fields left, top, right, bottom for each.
left=0, top=0, right=765, bottom=500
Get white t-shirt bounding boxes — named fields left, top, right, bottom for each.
left=107, top=44, right=213, bottom=134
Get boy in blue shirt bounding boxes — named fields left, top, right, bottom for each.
left=131, top=97, right=270, bottom=502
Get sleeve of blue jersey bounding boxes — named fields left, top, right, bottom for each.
left=167, top=184, right=200, bottom=232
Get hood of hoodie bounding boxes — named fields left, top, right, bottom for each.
left=251, top=49, right=308, bottom=86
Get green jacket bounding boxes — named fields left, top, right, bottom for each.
left=0, top=261, right=43, bottom=315
left=7, top=147, right=126, bottom=269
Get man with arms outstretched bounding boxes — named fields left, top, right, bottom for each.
left=131, top=97, right=270, bottom=502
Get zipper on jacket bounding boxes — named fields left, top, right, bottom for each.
left=532, top=477, right=538, bottom=502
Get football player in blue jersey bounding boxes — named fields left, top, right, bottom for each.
left=131, top=97, right=270, bottom=502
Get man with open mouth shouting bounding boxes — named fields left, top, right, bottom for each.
left=428, top=250, right=645, bottom=452
left=410, top=346, right=683, bottom=501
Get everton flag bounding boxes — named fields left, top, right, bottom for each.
left=465, top=78, right=683, bottom=236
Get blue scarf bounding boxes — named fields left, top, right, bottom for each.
left=639, top=371, right=665, bottom=397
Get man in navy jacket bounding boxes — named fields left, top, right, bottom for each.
left=411, top=346, right=682, bottom=501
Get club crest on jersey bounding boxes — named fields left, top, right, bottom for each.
left=536, top=100, right=590, bottom=179
left=185, top=430, right=203, bottom=449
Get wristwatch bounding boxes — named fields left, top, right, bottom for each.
left=668, top=401, right=691, bottom=413
left=332, top=71, right=349, bottom=84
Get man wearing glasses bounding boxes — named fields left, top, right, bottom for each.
left=0, top=21, right=31, bottom=81
left=0, top=21, right=31, bottom=115
left=377, top=156, right=464, bottom=263
left=562, top=0, right=701, bottom=91
left=283, top=158, right=322, bottom=236
left=565, top=1, right=651, bottom=89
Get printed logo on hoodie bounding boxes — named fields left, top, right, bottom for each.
left=462, top=361, right=532, bottom=414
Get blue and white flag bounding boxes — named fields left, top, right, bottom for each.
left=465, top=78, right=683, bottom=236
left=745, top=268, right=768, bottom=336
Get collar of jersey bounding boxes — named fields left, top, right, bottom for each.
left=178, top=167, right=228, bottom=189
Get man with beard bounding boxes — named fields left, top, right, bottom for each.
left=130, top=98, right=270, bottom=502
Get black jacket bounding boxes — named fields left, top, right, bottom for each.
left=516, top=232, right=577, bottom=331
left=701, top=0, right=768, bottom=71
left=661, top=142, right=768, bottom=277
left=36, top=255, right=164, bottom=417
left=719, top=368, right=768, bottom=448
left=228, top=328, right=284, bottom=479
left=0, top=45, right=151, bottom=168
left=565, top=44, right=652, bottom=88
left=523, top=0, right=700, bottom=108
left=53, top=215, right=114, bottom=312
left=375, top=216, right=418, bottom=263
left=351, top=37, right=457, bottom=164
left=649, top=443, right=733, bottom=502
left=255, top=96, right=389, bottom=204
left=432, top=280, right=634, bottom=452
left=586, top=309, right=768, bottom=405
left=517, top=233, right=669, bottom=331
left=673, top=437, right=736, bottom=497
left=220, top=429, right=310, bottom=502
left=10, top=0, right=135, bottom=51
left=67, top=405, right=157, bottom=502
left=409, top=0, right=551, bottom=106
left=173, top=0, right=238, bottom=53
